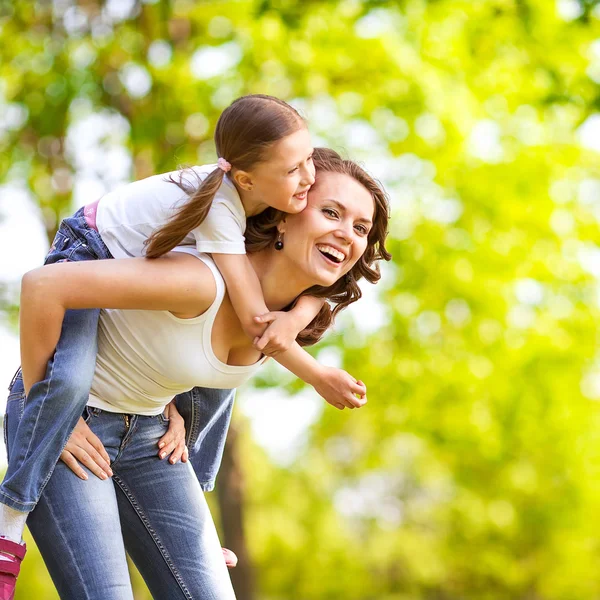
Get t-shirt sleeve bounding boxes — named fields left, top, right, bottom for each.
left=193, top=195, right=246, bottom=255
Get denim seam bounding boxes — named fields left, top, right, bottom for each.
left=186, top=390, right=202, bottom=448
left=112, top=474, right=193, bottom=600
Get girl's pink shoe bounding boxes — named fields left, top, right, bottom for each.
left=0, top=538, right=26, bottom=600
left=222, top=547, right=238, bottom=568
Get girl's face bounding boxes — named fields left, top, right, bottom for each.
left=280, top=171, right=375, bottom=288
left=247, top=128, right=316, bottom=214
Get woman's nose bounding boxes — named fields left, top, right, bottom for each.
left=334, top=221, right=353, bottom=243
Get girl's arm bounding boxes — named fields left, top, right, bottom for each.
left=212, top=254, right=324, bottom=352
left=275, top=342, right=367, bottom=410
left=212, top=254, right=365, bottom=409
left=211, top=253, right=271, bottom=340
left=20, top=253, right=215, bottom=395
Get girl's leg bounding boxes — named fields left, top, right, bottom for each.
left=0, top=306, right=100, bottom=514
left=108, top=413, right=236, bottom=600
left=174, top=386, right=236, bottom=490
left=0, top=209, right=111, bottom=516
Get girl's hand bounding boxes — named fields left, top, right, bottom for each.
left=312, top=367, right=367, bottom=410
left=60, top=417, right=113, bottom=481
left=253, top=312, right=302, bottom=356
left=157, top=400, right=188, bottom=464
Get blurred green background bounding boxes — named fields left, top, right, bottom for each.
left=3, top=0, right=600, bottom=598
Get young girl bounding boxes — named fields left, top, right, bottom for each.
left=0, top=95, right=367, bottom=593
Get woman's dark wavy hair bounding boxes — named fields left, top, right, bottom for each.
left=245, top=147, right=392, bottom=347
left=144, top=94, right=305, bottom=258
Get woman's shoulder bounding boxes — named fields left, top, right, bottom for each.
left=163, top=249, right=222, bottom=318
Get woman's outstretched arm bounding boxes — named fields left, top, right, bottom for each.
left=19, top=253, right=215, bottom=394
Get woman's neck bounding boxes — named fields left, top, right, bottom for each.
left=248, top=250, right=312, bottom=311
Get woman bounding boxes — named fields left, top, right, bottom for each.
left=4, top=149, right=391, bottom=599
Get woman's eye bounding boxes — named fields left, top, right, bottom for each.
left=355, top=225, right=368, bottom=235
left=323, top=208, right=338, bottom=218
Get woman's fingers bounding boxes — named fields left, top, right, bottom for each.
left=158, top=404, right=187, bottom=464
left=78, top=449, right=111, bottom=480
left=158, top=426, right=186, bottom=462
left=60, top=416, right=113, bottom=480
left=168, top=441, right=187, bottom=464
left=61, top=444, right=111, bottom=480
left=158, top=437, right=178, bottom=460
left=86, top=430, right=112, bottom=466
left=60, top=451, right=89, bottom=480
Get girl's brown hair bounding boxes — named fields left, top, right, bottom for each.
left=144, top=94, right=305, bottom=258
left=245, top=147, right=392, bottom=346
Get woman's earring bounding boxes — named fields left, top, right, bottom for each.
left=275, top=233, right=284, bottom=250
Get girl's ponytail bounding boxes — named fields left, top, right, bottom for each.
left=144, top=168, right=225, bottom=259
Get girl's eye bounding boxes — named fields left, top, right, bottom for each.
left=288, top=166, right=299, bottom=174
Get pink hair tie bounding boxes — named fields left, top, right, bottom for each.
left=217, top=157, right=232, bottom=173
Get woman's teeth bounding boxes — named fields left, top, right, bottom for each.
left=316, top=244, right=345, bottom=263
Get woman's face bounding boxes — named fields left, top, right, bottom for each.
left=280, top=171, right=375, bottom=288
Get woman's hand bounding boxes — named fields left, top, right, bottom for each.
left=60, top=417, right=113, bottom=480
left=312, top=367, right=367, bottom=410
left=157, top=400, right=189, bottom=464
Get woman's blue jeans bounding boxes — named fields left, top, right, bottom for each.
left=4, top=379, right=236, bottom=600
left=0, top=207, right=235, bottom=512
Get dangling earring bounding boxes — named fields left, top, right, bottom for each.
left=275, top=232, right=284, bottom=250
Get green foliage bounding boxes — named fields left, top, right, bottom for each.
left=4, top=0, right=600, bottom=598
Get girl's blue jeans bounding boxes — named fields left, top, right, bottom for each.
left=4, top=384, right=236, bottom=599
left=0, top=207, right=235, bottom=512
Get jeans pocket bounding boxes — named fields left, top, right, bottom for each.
left=157, top=412, right=170, bottom=426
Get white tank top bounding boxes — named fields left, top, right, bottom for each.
left=87, top=249, right=266, bottom=416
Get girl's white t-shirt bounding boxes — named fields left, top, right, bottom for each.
left=87, top=249, right=266, bottom=416
left=96, top=164, right=246, bottom=259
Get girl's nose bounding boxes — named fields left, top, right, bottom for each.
left=302, top=165, right=316, bottom=186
